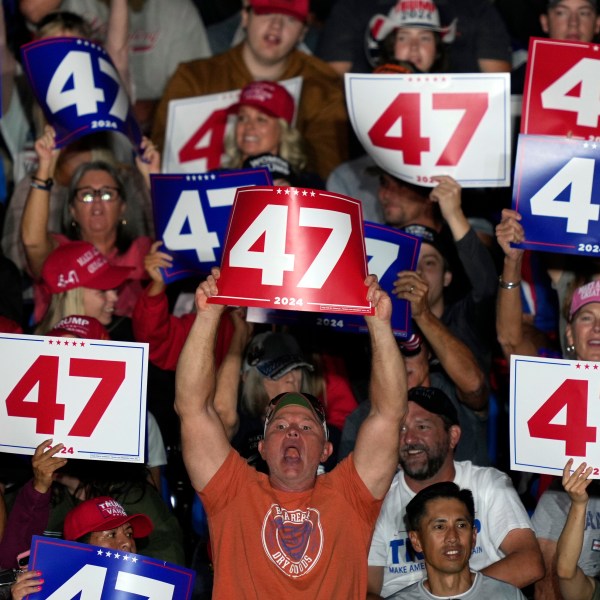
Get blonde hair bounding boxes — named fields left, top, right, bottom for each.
left=35, top=288, right=86, bottom=334
left=222, top=118, right=307, bottom=172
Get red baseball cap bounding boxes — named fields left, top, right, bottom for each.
left=63, top=496, right=153, bottom=541
left=47, top=315, right=110, bottom=340
left=229, top=81, right=295, bottom=124
left=41, top=241, right=133, bottom=293
left=249, top=0, right=308, bottom=21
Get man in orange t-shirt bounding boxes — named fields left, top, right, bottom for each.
left=175, top=267, right=408, bottom=598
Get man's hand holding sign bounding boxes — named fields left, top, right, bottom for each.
left=211, top=186, right=373, bottom=315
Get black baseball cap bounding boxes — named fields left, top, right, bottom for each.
left=408, top=386, right=459, bottom=426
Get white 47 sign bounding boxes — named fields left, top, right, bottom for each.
left=510, top=355, right=600, bottom=477
left=345, top=72, right=510, bottom=187
left=0, top=334, right=148, bottom=462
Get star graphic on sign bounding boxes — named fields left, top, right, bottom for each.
left=310, top=191, right=316, bottom=197
left=72, top=341, right=77, bottom=346
left=277, top=188, right=282, bottom=194
left=302, top=190, right=308, bottom=196
left=576, top=363, right=581, bottom=369
left=56, top=340, right=62, bottom=346
left=293, top=189, right=299, bottom=195
left=80, top=342, right=85, bottom=347
left=594, top=45, right=599, bottom=51
left=106, top=551, right=112, bottom=558
left=131, top=556, right=138, bottom=563
left=97, top=549, right=104, bottom=556
left=285, top=189, right=290, bottom=195
left=210, top=174, right=216, bottom=180
left=123, top=555, right=130, bottom=561
left=114, top=553, right=121, bottom=559
left=595, top=364, right=599, bottom=370
left=585, top=364, right=590, bottom=369
left=594, top=144, right=598, bottom=150
left=48, top=340, right=54, bottom=345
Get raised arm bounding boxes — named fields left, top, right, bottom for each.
left=353, top=276, right=407, bottom=499
left=105, top=0, right=132, bottom=99
left=557, top=460, right=596, bottom=600
left=174, top=268, right=232, bottom=492
left=213, top=308, right=253, bottom=440
left=394, top=270, right=487, bottom=412
left=496, top=209, right=538, bottom=358
left=20, top=125, right=60, bottom=278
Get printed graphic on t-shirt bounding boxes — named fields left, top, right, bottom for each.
left=262, top=504, right=323, bottom=578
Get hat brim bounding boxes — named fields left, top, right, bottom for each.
left=87, top=265, right=134, bottom=291
left=90, top=513, right=154, bottom=539
left=256, top=356, right=314, bottom=380
left=370, top=13, right=456, bottom=44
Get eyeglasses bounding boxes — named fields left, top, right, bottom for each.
left=74, top=186, right=120, bottom=203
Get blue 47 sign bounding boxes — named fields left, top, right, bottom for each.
left=151, top=168, right=273, bottom=283
left=21, top=37, right=141, bottom=149
left=26, top=535, right=195, bottom=600
left=512, top=134, right=600, bottom=256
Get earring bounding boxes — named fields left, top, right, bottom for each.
left=121, top=218, right=127, bottom=226
left=71, top=220, right=77, bottom=228
left=567, top=344, right=576, bottom=354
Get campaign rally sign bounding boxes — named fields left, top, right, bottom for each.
left=162, top=77, right=303, bottom=174
left=21, top=37, right=141, bottom=149
left=522, top=37, right=600, bottom=140
left=26, top=535, right=195, bottom=600
left=511, top=354, right=600, bottom=478
left=247, top=222, right=421, bottom=338
left=512, top=134, right=600, bottom=256
left=151, top=168, right=273, bottom=283
left=211, top=186, right=373, bottom=315
left=0, top=333, right=148, bottom=463
left=345, top=72, right=511, bottom=188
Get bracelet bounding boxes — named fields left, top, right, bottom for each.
left=30, top=180, right=53, bottom=192
left=498, top=275, right=521, bottom=289
left=31, top=175, right=53, bottom=189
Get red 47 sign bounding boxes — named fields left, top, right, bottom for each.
left=522, top=37, right=600, bottom=139
left=211, top=186, right=373, bottom=315
left=0, top=333, right=148, bottom=462
left=345, top=72, right=511, bottom=187
left=510, top=355, right=600, bottom=478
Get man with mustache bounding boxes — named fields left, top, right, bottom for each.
left=367, top=386, right=543, bottom=598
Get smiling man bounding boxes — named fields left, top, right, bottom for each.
left=175, top=267, right=407, bottom=598
left=388, top=482, right=526, bottom=599
left=367, top=387, right=543, bottom=598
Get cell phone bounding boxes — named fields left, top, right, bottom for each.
left=17, top=551, right=29, bottom=569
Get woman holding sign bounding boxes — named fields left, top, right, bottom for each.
left=20, top=126, right=158, bottom=324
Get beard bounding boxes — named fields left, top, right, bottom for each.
left=399, top=442, right=448, bottom=480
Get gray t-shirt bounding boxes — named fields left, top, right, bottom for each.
left=532, top=489, right=600, bottom=576
left=388, top=571, right=526, bottom=599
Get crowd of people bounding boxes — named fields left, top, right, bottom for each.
left=1, top=0, right=600, bottom=599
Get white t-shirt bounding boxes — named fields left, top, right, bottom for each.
left=368, top=461, right=533, bottom=598
left=60, top=0, right=211, bottom=100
